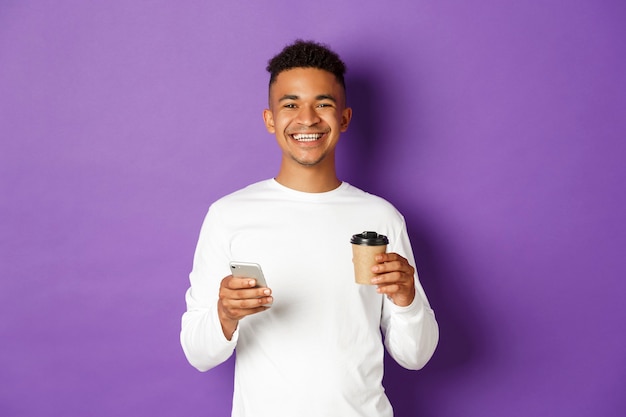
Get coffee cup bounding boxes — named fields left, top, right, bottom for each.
left=351, top=231, right=389, bottom=284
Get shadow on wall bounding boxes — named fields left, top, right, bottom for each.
left=337, top=70, right=385, bottom=194
left=341, top=65, right=488, bottom=415
left=384, top=219, right=488, bottom=415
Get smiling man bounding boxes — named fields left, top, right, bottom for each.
left=264, top=67, right=351, bottom=189
left=181, top=40, right=439, bottom=417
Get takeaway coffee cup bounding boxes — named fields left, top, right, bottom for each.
left=351, top=231, right=389, bottom=284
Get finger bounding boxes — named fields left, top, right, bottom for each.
left=375, top=283, right=401, bottom=295
left=220, top=302, right=271, bottom=321
left=375, top=252, right=407, bottom=264
left=223, top=275, right=258, bottom=290
left=371, top=270, right=405, bottom=285
left=376, top=283, right=416, bottom=307
left=224, top=295, right=273, bottom=309
left=220, top=286, right=272, bottom=302
left=372, top=261, right=414, bottom=277
left=371, top=260, right=400, bottom=274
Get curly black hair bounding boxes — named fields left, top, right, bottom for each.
left=266, top=40, right=346, bottom=90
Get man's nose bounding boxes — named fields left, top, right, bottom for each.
left=296, top=105, right=320, bottom=126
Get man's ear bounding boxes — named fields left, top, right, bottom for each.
left=263, top=109, right=275, bottom=133
left=340, top=107, right=353, bottom=132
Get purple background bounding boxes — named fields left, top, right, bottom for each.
left=1, top=1, right=625, bottom=416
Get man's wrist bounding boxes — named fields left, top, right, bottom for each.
left=217, top=301, right=238, bottom=340
left=390, top=287, right=416, bottom=307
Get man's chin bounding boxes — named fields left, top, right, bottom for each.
left=290, top=155, right=325, bottom=167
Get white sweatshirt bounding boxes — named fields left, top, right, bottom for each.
left=181, top=179, right=439, bottom=417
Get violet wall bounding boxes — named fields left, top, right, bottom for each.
left=1, top=1, right=624, bottom=416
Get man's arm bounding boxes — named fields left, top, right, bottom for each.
left=180, top=204, right=235, bottom=371
left=375, top=237, right=439, bottom=369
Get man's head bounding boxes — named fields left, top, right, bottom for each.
left=262, top=40, right=352, bottom=182
left=266, top=40, right=347, bottom=93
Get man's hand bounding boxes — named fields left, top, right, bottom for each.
left=218, top=275, right=273, bottom=340
left=370, top=253, right=416, bottom=307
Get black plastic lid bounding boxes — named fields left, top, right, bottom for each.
left=350, top=231, right=389, bottom=246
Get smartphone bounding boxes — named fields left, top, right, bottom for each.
left=229, top=261, right=268, bottom=288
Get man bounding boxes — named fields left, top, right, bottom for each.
left=181, top=40, right=438, bottom=417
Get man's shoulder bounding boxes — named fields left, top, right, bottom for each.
left=210, top=179, right=273, bottom=206
left=342, top=183, right=397, bottom=206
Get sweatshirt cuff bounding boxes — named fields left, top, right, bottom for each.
left=212, top=301, right=239, bottom=347
left=385, top=291, right=426, bottom=316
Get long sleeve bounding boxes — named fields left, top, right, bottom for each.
left=180, top=205, right=237, bottom=371
left=380, top=219, right=439, bottom=370
left=381, top=282, right=439, bottom=370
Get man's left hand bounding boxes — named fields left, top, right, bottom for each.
left=370, top=252, right=416, bottom=307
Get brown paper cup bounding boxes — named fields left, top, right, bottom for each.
left=352, top=244, right=387, bottom=284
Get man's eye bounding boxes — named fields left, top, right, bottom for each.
left=317, top=103, right=332, bottom=108
left=284, top=103, right=297, bottom=109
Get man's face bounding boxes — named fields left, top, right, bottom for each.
left=263, top=67, right=352, bottom=168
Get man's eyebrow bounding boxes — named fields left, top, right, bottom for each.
left=316, top=94, right=337, bottom=102
left=278, top=94, right=299, bottom=102
left=277, top=94, right=337, bottom=102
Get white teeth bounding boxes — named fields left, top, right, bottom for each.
left=292, top=133, right=322, bottom=142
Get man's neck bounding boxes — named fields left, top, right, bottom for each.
left=275, top=162, right=341, bottom=193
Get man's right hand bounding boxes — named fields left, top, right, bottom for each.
left=217, top=275, right=273, bottom=340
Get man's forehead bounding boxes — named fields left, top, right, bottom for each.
left=269, top=68, right=345, bottom=99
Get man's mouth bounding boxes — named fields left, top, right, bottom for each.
left=291, top=133, right=323, bottom=142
